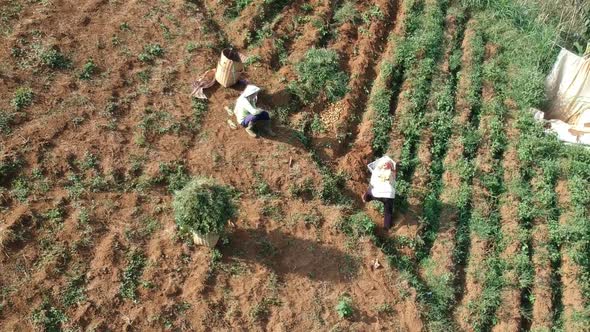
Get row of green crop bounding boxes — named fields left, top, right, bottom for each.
left=464, top=93, right=509, bottom=331
left=341, top=3, right=478, bottom=328
left=419, top=21, right=486, bottom=330
left=245, top=0, right=291, bottom=47
left=405, top=6, right=467, bottom=330
left=339, top=208, right=470, bottom=331
left=465, top=0, right=580, bottom=329
left=380, top=19, right=487, bottom=330
left=393, top=16, right=484, bottom=331
left=408, top=5, right=466, bottom=263
left=396, top=25, right=486, bottom=327
left=562, top=146, right=590, bottom=323
left=512, top=127, right=536, bottom=328
left=391, top=0, right=450, bottom=207
left=434, top=19, right=510, bottom=328
left=461, top=6, right=567, bottom=327
left=506, top=84, right=564, bottom=329
left=370, top=0, right=424, bottom=157
left=373, top=0, right=461, bottom=328
left=512, top=126, right=590, bottom=329
left=449, top=23, right=485, bottom=302
left=534, top=157, right=562, bottom=328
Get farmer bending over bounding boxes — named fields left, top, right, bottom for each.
left=234, top=84, right=275, bottom=138
left=362, top=156, right=397, bottom=230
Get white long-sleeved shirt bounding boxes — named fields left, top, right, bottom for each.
left=234, top=85, right=262, bottom=124
left=234, top=96, right=262, bottom=124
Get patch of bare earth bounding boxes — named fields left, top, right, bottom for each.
left=492, top=119, right=522, bottom=332
left=556, top=179, right=586, bottom=331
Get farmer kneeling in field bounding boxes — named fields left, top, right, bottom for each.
left=234, top=84, right=275, bottom=138
left=362, top=156, right=397, bottom=230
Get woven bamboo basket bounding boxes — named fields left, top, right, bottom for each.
left=192, top=232, right=220, bottom=247
left=215, top=48, right=244, bottom=88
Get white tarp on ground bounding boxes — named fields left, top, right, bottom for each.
left=544, top=48, right=590, bottom=145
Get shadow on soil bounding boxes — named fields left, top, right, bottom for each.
left=255, top=123, right=307, bottom=148
left=222, top=227, right=360, bottom=283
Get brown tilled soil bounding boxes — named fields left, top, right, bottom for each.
left=455, top=42, right=497, bottom=329
left=555, top=179, right=586, bottom=331
left=528, top=167, right=557, bottom=331
left=492, top=119, right=521, bottom=332
left=429, top=19, right=476, bottom=284
left=337, top=0, right=407, bottom=208
left=0, top=0, right=435, bottom=331
left=3, top=0, right=577, bottom=331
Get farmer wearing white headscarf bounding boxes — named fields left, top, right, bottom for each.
left=363, top=156, right=397, bottom=230
left=234, top=85, right=275, bottom=138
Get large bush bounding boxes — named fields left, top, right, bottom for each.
left=173, top=177, right=237, bottom=235
left=288, top=48, right=349, bottom=105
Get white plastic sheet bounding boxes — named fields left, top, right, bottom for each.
left=545, top=49, right=590, bottom=125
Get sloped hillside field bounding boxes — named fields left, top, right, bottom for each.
left=1, top=0, right=589, bottom=331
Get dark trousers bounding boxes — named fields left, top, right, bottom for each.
left=241, top=111, right=270, bottom=127
left=364, top=190, right=394, bottom=230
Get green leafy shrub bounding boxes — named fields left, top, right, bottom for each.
left=318, top=170, right=349, bottom=205
left=156, top=162, right=189, bottom=193
left=10, top=177, right=30, bottom=202
left=0, top=156, right=23, bottom=185
left=31, top=299, right=67, bottom=331
left=136, top=107, right=184, bottom=142
left=302, top=209, right=323, bottom=228
left=288, top=177, right=315, bottom=198
left=0, top=110, right=16, bottom=134
left=273, top=105, right=293, bottom=125
left=335, top=294, right=354, bottom=318
left=254, top=174, right=274, bottom=197
left=289, top=48, right=348, bottom=104
left=173, top=177, right=237, bottom=235
left=186, top=41, right=198, bottom=53
left=79, top=152, right=99, bottom=170
left=190, top=98, right=209, bottom=131
left=11, top=87, right=34, bottom=111
left=65, top=174, right=85, bottom=199
left=138, top=43, right=165, bottom=62
left=338, top=212, right=376, bottom=239
left=361, top=5, right=385, bottom=24
left=119, top=250, right=146, bottom=303
left=244, top=54, right=262, bottom=66
left=274, top=37, right=289, bottom=66
left=249, top=296, right=281, bottom=321
left=247, top=25, right=273, bottom=47
left=90, top=175, right=109, bottom=192
left=244, top=0, right=291, bottom=45
left=376, top=302, right=395, bottom=315
left=62, top=273, right=86, bottom=307
left=40, top=48, right=71, bottom=69
left=301, top=3, right=313, bottom=12
left=225, top=0, right=252, bottom=18
left=310, top=114, right=325, bottom=134
left=78, top=59, right=97, bottom=80
left=334, top=2, right=360, bottom=24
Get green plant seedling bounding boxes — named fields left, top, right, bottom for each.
left=335, top=294, right=354, bottom=319
left=11, top=87, right=34, bottom=111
